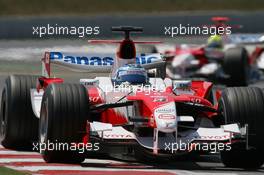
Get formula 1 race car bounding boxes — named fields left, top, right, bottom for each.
left=1, top=27, right=264, bottom=169
left=164, top=43, right=262, bottom=86
left=164, top=17, right=263, bottom=86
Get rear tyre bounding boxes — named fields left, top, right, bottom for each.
left=0, top=75, right=39, bottom=150
left=223, top=47, right=249, bottom=86
left=39, top=83, right=89, bottom=163
left=219, top=87, right=264, bottom=169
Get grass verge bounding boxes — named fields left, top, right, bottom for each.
left=0, top=166, right=29, bottom=175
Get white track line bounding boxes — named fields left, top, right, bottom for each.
left=7, top=165, right=177, bottom=173
left=0, top=158, right=43, bottom=163
left=6, top=166, right=241, bottom=175
left=0, top=150, right=39, bottom=155
left=82, top=158, right=127, bottom=164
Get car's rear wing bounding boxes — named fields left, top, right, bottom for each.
left=42, top=51, right=165, bottom=77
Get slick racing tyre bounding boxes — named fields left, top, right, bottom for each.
left=219, top=87, right=264, bottom=169
left=223, top=47, right=249, bottom=86
left=39, top=83, right=89, bottom=163
left=0, top=75, right=39, bottom=149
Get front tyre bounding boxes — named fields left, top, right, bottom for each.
left=39, top=83, right=89, bottom=163
left=219, top=87, right=264, bottom=169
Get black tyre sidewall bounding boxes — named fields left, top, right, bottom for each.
left=224, top=47, right=249, bottom=86
left=219, top=87, right=264, bottom=169
left=0, top=75, right=39, bottom=149
left=40, top=83, right=89, bottom=163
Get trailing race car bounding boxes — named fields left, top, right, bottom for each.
left=164, top=40, right=262, bottom=86
left=1, top=27, right=264, bottom=169
left=165, top=33, right=264, bottom=86
left=164, top=17, right=263, bottom=86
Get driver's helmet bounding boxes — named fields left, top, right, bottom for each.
left=112, top=64, right=148, bottom=85
left=207, top=35, right=223, bottom=49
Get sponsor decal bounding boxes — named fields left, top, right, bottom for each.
left=135, top=54, right=161, bottom=64
left=155, top=102, right=177, bottom=130
left=89, top=97, right=100, bottom=103
left=50, top=52, right=114, bottom=66
left=193, top=135, right=230, bottom=140
left=103, top=134, right=133, bottom=139
left=158, top=114, right=176, bottom=120
left=156, top=108, right=175, bottom=113
left=152, top=96, right=168, bottom=102
left=49, top=52, right=161, bottom=66
left=190, top=97, right=201, bottom=104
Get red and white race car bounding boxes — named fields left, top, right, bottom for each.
left=1, top=27, right=264, bottom=169
left=164, top=17, right=264, bottom=86
left=164, top=39, right=264, bottom=86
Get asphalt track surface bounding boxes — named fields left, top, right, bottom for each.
left=0, top=39, right=264, bottom=174
left=0, top=144, right=264, bottom=175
